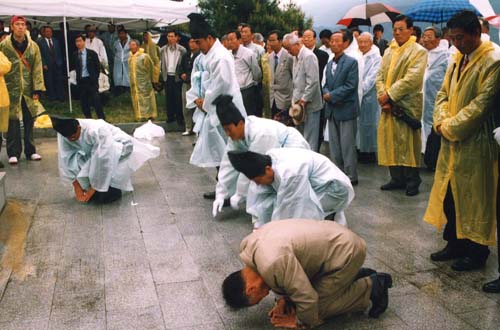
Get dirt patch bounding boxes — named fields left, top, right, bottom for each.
left=0, top=200, right=35, bottom=283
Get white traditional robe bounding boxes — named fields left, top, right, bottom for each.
left=216, top=116, right=310, bottom=200
left=85, top=37, right=108, bottom=70
left=359, top=45, right=381, bottom=153
left=421, top=44, right=448, bottom=153
left=58, top=119, right=160, bottom=192
left=247, top=148, right=354, bottom=228
left=187, top=39, right=247, bottom=167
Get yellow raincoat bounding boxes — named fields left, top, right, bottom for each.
left=129, top=48, right=157, bottom=121
left=141, top=33, right=161, bottom=83
left=0, top=35, right=45, bottom=120
left=424, top=41, right=500, bottom=246
left=375, top=36, right=427, bottom=167
left=0, top=51, right=12, bottom=132
left=261, top=52, right=271, bottom=118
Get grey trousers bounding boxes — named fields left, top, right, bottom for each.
left=181, top=83, right=194, bottom=132
left=298, top=110, right=321, bottom=152
left=328, top=118, right=358, bottom=181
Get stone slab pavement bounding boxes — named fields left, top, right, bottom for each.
left=0, top=133, right=499, bottom=330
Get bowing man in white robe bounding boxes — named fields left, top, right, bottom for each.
left=228, top=148, right=355, bottom=229
left=211, top=94, right=310, bottom=219
left=51, top=116, right=160, bottom=204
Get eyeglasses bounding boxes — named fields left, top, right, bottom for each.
left=392, top=27, right=409, bottom=33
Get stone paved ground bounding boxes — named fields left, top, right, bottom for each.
left=0, top=133, right=499, bottom=330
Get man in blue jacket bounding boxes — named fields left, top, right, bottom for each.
left=322, top=30, right=359, bottom=185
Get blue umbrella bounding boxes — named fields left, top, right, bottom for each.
left=406, top=0, right=482, bottom=23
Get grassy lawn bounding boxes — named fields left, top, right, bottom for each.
left=40, top=90, right=167, bottom=124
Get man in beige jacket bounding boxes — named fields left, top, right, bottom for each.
left=222, top=219, right=392, bottom=329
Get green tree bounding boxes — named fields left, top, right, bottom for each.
left=197, top=0, right=312, bottom=38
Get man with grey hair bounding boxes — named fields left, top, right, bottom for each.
left=358, top=32, right=381, bottom=164
left=283, top=32, right=323, bottom=151
left=421, top=26, right=448, bottom=158
left=253, top=32, right=265, bottom=47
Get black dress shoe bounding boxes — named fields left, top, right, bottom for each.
left=451, top=257, right=486, bottom=271
left=166, top=118, right=176, bottom=124
left=430, top=244, right=464, bottom=261
left=351, top=180, right=359, bottom=186
left=380, top=181, right=405, bottom=190
left=369, top=272, right=392, bottom=318
left=203, top=191, right=216, bottom=200
left=405, top=187, right=419, bottom=196
left=482, top=277, right=500, bottom=293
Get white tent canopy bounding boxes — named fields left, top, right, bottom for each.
left=0, top=0, right=197, bottom=30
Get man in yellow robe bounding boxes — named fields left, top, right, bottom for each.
left=141, top=32, right=160, bottom=84
left=0, top=16, right=45, bottom=165
left=375, top=15, right=427, bottom=196
left=128, top=39, right=157, bottom=121
left=0, top=50, right=11, bottom=167
left=424, top=11, right=500, bottom=272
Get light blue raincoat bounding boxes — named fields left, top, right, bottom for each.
left=421, top=45, right=448, bottom=152
left=247, top=148, right=354, bottom=228
left=113, top=38, right=131, bottom=87
left=58, top=119, right=160, bottom=192
left=359, top=45, right=381, bottom=153
left=216, top=116, right=311, bottom=200
left=186, top=39, right=247, bottom=167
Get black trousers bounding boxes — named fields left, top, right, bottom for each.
left=317, top=107, right=326, bottom=153
left=79, top=78, right=105, bottom=120
left=91, top=187, right=122, bottom=204
left=389, top=166, right=421, bottom=189
left=165, top=76, right=184, bottom=124
left=7, top=98, right=36, bottom=159
left=241, top=85, right=257, bottom=116
left=443, top=184, right=490, bottom=263
left=43, top=64, right=65, bottom=101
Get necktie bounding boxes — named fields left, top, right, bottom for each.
left=461, top=55, right=469, bottom=73
left=49, top=39, right=55, bottom=57
left=78, top=51, right=83, bottom=78
left=274, top=54, right=279, bottom=72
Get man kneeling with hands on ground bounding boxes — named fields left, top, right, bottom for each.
left=222, top=219, right=392, bottom=329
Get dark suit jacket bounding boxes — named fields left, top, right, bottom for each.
left=322, top=53, right=359, bottom=121
left=313, top=47, right=329, bottom=84
left=71, top=48, right=100, bottom=87
left=374, top=38, right=389, bottom=56
left=37, top=37, right=63, bottom=67
left=179, top=50, right=200, bottom=84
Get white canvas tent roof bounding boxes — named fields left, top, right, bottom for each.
left=0, top=0, right=198, bottom=30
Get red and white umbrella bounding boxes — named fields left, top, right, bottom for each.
left=486, top=15, right=500, bottom=28
left=337, top=2, right=401, bottom=27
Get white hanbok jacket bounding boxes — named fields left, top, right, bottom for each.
left=58, top=119, right=160, bottom=192
left=216, top=116, right=310, bottom=200
left=247, top=148, right=354, bottom=227
left=186, top=39, right=247, bottom=167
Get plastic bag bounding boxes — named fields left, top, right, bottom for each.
left=133, top=120, right=165, bottom=140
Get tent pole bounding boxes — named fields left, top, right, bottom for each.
left=63, top=16, right=73, bottom=113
